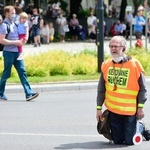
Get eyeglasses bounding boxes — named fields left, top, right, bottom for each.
left=109, top=45, right=123, bottom=49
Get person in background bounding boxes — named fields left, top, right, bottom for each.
left=121, top=21, right=126, bottom=37
left=124, top=11, right=133, bottom=39
left=69, top=14, right=79, bottom=41
left=18, top=0, right=25, bottom=10
left=89, top=21, right=96, bottom=42
left=125, top=11, right=133, bottom=25
left=49, top=22, right=55, bottom=43
left=125, top=22, right=130, bottom=39
left=14, top=0, right=19, bottom=7
left=114, top=20, right=123, bottom=36
left=103, top=21, right=108, bottom=37
left=0, top=5, right=39, bottom=101
left=112, top=6, right=116, bottom=18
left=96, top=36, right=149, bottom=145
left=30, top=8, right=43, bottom=47
left=27, top=13, right=33, bottom=44
left=40, top=20, right=49, bottom=44
left=56, top=13, right=67, bottom=42
left=77, top=25, right=87, bottom=41
left=14, top=7, right=22, bottom=24
left=46, top=4, right=53, bottom=18
left=52, top=0, right=61, bottom=18
left=87, top=11, right=97, bottom=39
left=25, top=3, right=34, bottom=16
left=134, top=6, right=145, bottom=40
left=110, top=22, right=117, bottom=36
left=17, top=12, right=29, bottom=60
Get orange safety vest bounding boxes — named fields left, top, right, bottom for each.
left=101, top=58, right=144, bottom=116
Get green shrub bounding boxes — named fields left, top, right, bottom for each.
left=72, top=54, right=97, bottom=75
left=0, top=47, right=150, bottom=78
left=81, top=49, right=97, bottom=57
left=25, top=54, right=50, bottom=77
left=50, top=61, right=72, bottom=76
left=26, top=67, right=49, bottom=77
left=127, top=48, right=150, bottom=75
left=78, top=9, right=91, bottom=17
left=48, top=50, right=72, bottom=75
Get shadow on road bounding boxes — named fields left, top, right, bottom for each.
left=54, top=141, right=128, bottom=149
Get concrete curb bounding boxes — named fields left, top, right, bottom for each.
left=5, top=81, right=99, bottom=93
left=5, top=78, right=150, bottom=93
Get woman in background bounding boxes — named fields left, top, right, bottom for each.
left=56, top=13, right=67, bottom=42
left=40, top=20, right=49, bottom=44
left=69, top=14, right=79, bottom=41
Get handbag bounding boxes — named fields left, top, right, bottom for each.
left=63, top=25, right=69, bottom=32
left=97, top=109, right=112, bottom=140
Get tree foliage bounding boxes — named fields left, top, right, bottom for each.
left=119, top=0, right=146, bottom=20
left=33, top=0, right=38, bottom=9
left=70, top=0, right=82, bottom=16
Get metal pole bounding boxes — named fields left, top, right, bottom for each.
left=145, top=1, right=148, bottom=50
left=96, top=0, right=104, bottom=73
left=130, top=20, right=132, bottom=48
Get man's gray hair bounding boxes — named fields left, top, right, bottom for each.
left=109, top=36, right=127, bottom=50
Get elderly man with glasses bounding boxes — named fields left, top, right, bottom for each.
left=96, top=36, right=150, bottom=145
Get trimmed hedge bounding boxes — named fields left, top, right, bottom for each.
left=0, top=48, right=150, bottom=77
left=0, top=50, right=97, bottom=77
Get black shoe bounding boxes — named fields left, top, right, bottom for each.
left=34, top=44, right=37, bottom=47
left=140, top=121, right=150, bottom=141
left=38, top=43, right=41, bottom=47
left=26, top=92, right=39, bottom=101
left=143, top=129, right=150, bottom=141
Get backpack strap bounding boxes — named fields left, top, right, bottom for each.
left=3, top=21, right=10, bottom=38
left=0, top=21, right=10, bottom=51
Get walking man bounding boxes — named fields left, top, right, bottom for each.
left=0, top=5, right=39, bottom=101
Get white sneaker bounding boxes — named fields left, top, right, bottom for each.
left=17, top=55, right=23, bottom=60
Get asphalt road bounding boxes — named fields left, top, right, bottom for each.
left=0, top=84, right=150, bottom=150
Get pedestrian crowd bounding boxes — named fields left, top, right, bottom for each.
left=0, top=1, right=150, bottom=45
left=0, top=0, right=105, bottom=44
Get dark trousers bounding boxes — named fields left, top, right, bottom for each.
left=0, top=51, right=33, bottom=97
left=135, top=32, right=143, bottom=40
left=109, top=111, right=136, bottom=145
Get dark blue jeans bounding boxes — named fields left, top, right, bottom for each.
left=0, top=51, right=33, bottom=97
left=109, top=111, right=136, bottom=145
left=32, top=27, right=40, bottom=37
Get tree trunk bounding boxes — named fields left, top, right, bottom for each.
left=70, top=0, right=82, bottom=17
left=119, top=0, right=127, bottom=22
